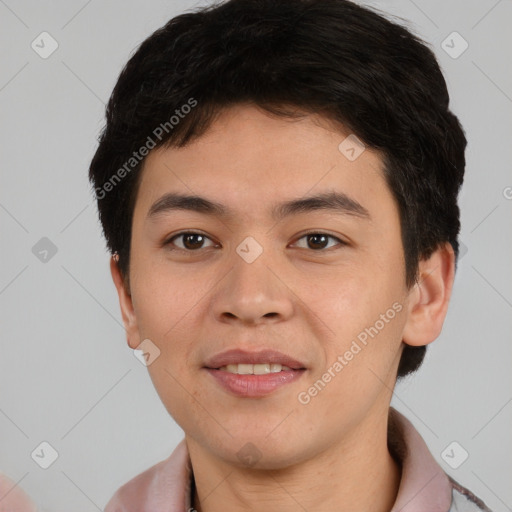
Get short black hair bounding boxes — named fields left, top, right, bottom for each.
left=89, top=0, right=467, bottom=379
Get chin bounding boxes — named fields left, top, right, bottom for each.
left=213, top=434, right=311, bottom=471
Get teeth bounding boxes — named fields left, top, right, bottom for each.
left=219, top=363, right=293, bottom=374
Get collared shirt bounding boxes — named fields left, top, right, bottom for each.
left=103, top=407, right=493, bottom=512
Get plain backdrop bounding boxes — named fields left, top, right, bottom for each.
left=1, top=0, right=511, bottom=510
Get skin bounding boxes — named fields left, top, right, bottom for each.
left=110, top=104, right=455, bottom=512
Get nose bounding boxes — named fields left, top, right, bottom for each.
left=211, top=245, right=294, bottom=326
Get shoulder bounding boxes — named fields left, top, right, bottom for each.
left=448, top=476, right=493, bottom=512
left=103, top=440, right=191, bottom=512
left=103, top=459, right=164, bottom=512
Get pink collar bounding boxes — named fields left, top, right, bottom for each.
left=388, top=407, right=452, bottom=511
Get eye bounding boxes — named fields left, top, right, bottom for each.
left=163, top=230, right=347, bottom=252
left=164, top=231, right=217, bottom=251
left=293, top=232, right=347, bottom=251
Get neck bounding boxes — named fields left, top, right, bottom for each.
left=187, top=408, right=401, bottom=512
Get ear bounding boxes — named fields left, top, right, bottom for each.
left=402, top=242, right=456, bottom=347
left=110, top=256, right=141, bottom=349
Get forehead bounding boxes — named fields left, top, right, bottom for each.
left=134, top=104, right=394, bottom=223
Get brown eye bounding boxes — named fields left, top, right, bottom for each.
left=307, top=234, right=329, bottom=250
left=166, top=232, right=216, bottom=251
left=294, top=232, right=346, bottom=251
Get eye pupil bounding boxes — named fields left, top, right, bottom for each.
left=183, top=233, right=204, bottom=250
left=308, top=234, right=328, bottom=250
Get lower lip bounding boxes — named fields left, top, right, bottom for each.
left=204, top=368, right=306, bottom=397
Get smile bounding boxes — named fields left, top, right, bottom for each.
left=218, top=363, right=292, bottom=374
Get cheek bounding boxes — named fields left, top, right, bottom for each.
left=147, top=363, right=198, bottom=432
left=309, top=262, right=406, bottom=371
left=301, top=304, right=406, bottom=425
left=308, top=269, right=375, bottom=335
left=131, top=258, right=203, bottom=338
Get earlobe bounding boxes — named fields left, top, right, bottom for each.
left=110, top=255, right=141, bottom=349
left=402, top=242, right=456, bottom=348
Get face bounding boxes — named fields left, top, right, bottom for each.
left=114, top=104, right=422, bottom=468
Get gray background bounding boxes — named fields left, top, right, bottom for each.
left=0, top=0, right=511, bottom=510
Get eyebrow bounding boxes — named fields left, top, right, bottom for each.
left=147, top=191, right=371, bottom=222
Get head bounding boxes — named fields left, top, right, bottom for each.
left=89, top=0, right=465, bottom=466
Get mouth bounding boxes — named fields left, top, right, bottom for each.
left=204, top=348, right=307, bottom=370
left=215, top=363, right=296, bottom=374
left=203, top=348, right=307, bottom=397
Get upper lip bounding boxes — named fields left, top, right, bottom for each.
left=204, top=349, right=306, bottom=370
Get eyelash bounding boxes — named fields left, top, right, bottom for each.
left=163, top=230, right=347, bottom=252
